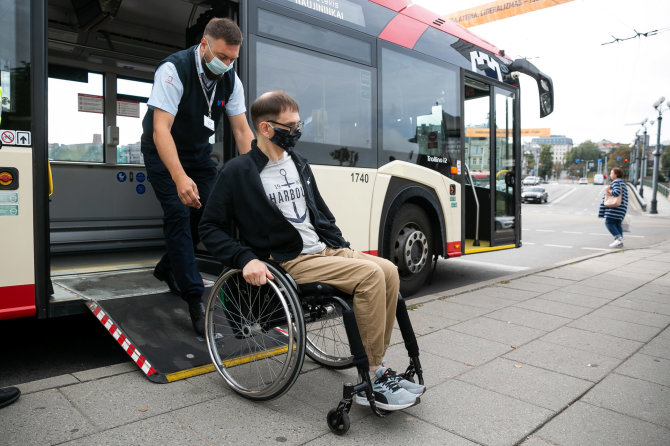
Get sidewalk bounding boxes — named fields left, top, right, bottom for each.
left=2, top=243, right=670, bottom=445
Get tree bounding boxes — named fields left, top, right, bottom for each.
left=553, top=163, right=563, bottom=179
left=526, top=152, right=536, bottom=171
left=661, top=146, right=670, bottom=182
left=564, top=140, right=602, bottom=167
left=538, top=144, right=553, bottom=179
left=607, top=146, right=632, bottom=173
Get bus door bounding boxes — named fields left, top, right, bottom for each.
left=463, top=76, right=519, bottom=251
left=41, top=0, right=242, bottom=382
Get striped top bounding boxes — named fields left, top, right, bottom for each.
left=598, top=178, right=628, bottom=220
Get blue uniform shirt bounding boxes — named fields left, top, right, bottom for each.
left=147, top=45, right=246, bottom=118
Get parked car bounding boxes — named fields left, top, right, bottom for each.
left=522, top=176, right=540, bottom=186
left=521, top=186, right=548, bottom=203
left=578, top=177, right=589, bottom=184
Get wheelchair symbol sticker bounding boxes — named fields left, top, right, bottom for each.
left=136, top=172, right=146, bottom=183
left=117, top=172, right=127, bottom=183
left=136, top=184, right=146, bottom=194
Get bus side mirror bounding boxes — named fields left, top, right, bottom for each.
left=507, top=59, right=554, bottom=118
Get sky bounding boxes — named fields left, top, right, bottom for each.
left=413, top=0, right=670, bottom=146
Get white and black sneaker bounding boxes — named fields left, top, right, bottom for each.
left=609, top=237, right=624, bottom=248
left=380, top=362, right=426, bottom=396
left=354, top=367, right=418, bottom=410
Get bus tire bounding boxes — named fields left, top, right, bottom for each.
left=388, top=204, right=433, bottom=296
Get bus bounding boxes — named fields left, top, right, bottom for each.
left=1, top=0, right=554, bottom=324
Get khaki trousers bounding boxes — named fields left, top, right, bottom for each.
left=280, top=247, right=399, bottom=366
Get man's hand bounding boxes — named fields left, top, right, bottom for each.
left=175, top=174, right=201, bottom=208
left=242, top=259, right=274, bottom=286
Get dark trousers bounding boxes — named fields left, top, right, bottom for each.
left=604, top=217, right=623, bottom=239
left=143, top=149, right=217, bottom=300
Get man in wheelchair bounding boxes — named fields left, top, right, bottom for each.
left=200, top=91, right=424, bottom=410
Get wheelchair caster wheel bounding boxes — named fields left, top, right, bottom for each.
left=327, top=408, right=350, bottom=435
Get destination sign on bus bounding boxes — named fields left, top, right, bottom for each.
left=284, top=0, right=365, bottom=26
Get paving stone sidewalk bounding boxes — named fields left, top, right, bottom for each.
left=2, top=242, right=670, bottom=445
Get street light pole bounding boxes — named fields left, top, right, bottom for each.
left=651, top=96, right=669, bottom=214
left=640, top=125, right=648, bottom=197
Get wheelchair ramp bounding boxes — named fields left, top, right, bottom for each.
left=86, top=292, right=215, bottom=384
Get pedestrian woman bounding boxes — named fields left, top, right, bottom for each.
left=598, top=167, right=628, bottom=248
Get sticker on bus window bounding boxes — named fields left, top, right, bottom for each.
left=0, top=205, right=18, bottom=216
left=286, top=0, right=365, bottom=27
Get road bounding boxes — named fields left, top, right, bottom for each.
left=1, top=182, right=668, bottom=386
left=417, top=181, right=670, bottom=296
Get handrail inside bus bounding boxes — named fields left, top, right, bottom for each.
left=464, top=163, right=480, bottom=247
left=48, top=162, right=53, bottom=197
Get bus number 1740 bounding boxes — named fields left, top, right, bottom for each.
left=350, top=172, right=369, bottom=183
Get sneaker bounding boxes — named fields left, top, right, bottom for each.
left=380, top=362, right=426, bottom=395
left=354, top=367, right=418, bottom=410
left=609, top=238, right=624, bottom=248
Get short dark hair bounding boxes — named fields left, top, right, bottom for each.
left=250, top=91, right=299, bottom=132
left=204, top=18, right=242, bottom=46
left=612, top=167, right=624, bottom=179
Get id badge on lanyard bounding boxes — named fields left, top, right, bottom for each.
left=203, top=115, right=215, bottom=131
left=196, top=48, right=218, bottom=132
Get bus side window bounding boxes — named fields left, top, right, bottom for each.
left=380, top=46, right=461, bottom=172
left=48, top=70, right=105, bottom=163
left=255, top=39, right=375, bottom=168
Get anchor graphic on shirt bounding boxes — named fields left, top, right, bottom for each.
left=286, top=202, right=307, bottom=223
left=279, top=169, right=294, bottom=188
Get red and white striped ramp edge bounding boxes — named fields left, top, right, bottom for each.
left=87, top=301, right=157, bottom=377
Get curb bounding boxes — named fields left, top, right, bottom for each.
left=411, top=238, right=670, bottom=307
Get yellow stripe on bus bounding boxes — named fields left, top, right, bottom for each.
left=464, top=243, right=516, bottom=255
left=165, top=344, right=295, bottom=382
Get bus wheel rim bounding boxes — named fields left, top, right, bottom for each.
left=395, top=227, right=428, bottom=275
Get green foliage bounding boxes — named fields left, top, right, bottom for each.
left=564, top=140, right=602, bottom=167
left=538, top=144, right=553, bottom=178
left=662, top=147, right=670, bottom=183
left=526, top=152, right=535, bottom=170
left=607, top=147, right=633, bottom=172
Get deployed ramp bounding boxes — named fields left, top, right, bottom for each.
left=53, top=269, right=216, bottom=383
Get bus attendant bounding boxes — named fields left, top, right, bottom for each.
left=140, top=18, right=254, bottom=336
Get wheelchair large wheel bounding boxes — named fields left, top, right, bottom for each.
left=303, top=298, right=354, bottom=369
left=205, top=267, right=305, bottom=401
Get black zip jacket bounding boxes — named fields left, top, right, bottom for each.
left=199, top=140, right=349, bottom=270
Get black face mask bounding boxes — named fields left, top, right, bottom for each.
left=270, top=127, right=302, bottom=151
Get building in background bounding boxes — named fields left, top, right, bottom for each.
left=530, top=135, right=573, bottom=166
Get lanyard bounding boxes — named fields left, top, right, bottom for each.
left=195, top=47, right=217, bottom=118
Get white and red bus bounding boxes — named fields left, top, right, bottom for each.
left=1, top=0, right=554, bottom=321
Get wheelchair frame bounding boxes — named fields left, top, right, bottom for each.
left=204, top=261, right=424, bottom=435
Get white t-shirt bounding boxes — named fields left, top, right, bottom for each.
left=147, top=46, right=246, bottom=117
left=260, top=152, right=326, bottom=255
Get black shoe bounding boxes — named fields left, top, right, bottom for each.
left=153, top=266, right=181, bottom=295
left=187, top=299, right=206, bottom=337
left=0, top=387, right=20, bottom=409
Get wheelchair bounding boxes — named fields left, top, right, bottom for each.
left=204, top=261, right=424, bottom=435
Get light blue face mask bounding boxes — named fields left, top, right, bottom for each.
left=205, top=40, right=233, bottom=76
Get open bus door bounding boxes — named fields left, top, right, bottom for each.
left=6, top=0, right=244, bottom=382
left=462, top=75, right=521, bottom=253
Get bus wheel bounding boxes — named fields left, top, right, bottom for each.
left=389, top=204, right=433, bottom=296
